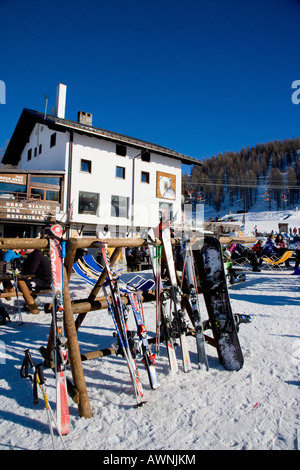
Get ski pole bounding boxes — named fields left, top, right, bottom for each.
left=20, top=349, right=67, bottom=450
left=34, top=363, right=67, bottom=450
left=155, top=245, right=162, bottom=354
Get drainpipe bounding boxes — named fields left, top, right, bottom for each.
left=66, top=130, right=73, bottom=237
left=131, top=150, right=145, bottom=235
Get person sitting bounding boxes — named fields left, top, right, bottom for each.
left=252, top=240, right=263, bottom=264
left=262, top=235, right=278, bottom=257
left=2, top=249, right=21, bottom=263
left=126, top=247, right=141, bottom=272
left=229, top=243, right=261, bottom=272
left=262, top=234, right=291, bottom=267
left=20, top=249, right=52, bottom=292
left=274, top=234, right=286, bottom=256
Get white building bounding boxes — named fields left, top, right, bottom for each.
left=2, top=84, right=201, bottom=238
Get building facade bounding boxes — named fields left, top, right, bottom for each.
left=1, top=84, right=201, bottom=239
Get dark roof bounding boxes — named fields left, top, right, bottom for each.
left=3, top=108, right=202, bottom=166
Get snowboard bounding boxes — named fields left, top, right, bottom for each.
left=194, top=236, right=244, bottom=371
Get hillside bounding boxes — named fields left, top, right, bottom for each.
left=183, top=138, right=300, bottom=219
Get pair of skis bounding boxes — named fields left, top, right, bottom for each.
left=148, top=229, right=178, bottom=373
left=49, top=224, right=70, bottom=435
left=148, top=226, right=209, bottom=373
left=19, top=225, right=69, bottom=442
left=99, top=242, right=149, bottom=407
left=126, top=287, right=160, bottom=390
left=181, top=235, right=209, bottom=371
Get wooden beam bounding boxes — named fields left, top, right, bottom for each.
left=63, top=267, right=93, bottom=419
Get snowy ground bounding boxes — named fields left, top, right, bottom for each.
left=222, top=208, right=300, bottom=236
left=0, top=264, right=299, bottom=451
left=0, top=209, right=299, bottom=452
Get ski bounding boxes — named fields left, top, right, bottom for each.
left=148, top=229, right=178, bottom=373
left=99, top=242, right=146, bottom=407
left=194, top=236, right=244, bottom=371
left=49, top=224, right=70, bottom=435
left=161, top=226, right=192, bottom=373
left=147, top=229, right=162, bottom=353
left=127, top=287, right=160, bottom=389
left=181, top=236, right=209, bottom=371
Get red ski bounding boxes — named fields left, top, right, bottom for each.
left=49, top=224, right=70, bottom=435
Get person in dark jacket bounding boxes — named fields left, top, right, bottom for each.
left=230, top=243, right=261, bottom=272
left=20, top=249, right=52, bottom=291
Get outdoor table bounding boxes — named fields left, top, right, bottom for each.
left=0, top=273, right=43, bottom=315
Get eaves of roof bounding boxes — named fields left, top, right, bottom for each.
left=3, top=108, right=202, bottom=167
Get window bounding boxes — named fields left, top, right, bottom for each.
left=141, top=151, right=151, bottom=162
left=0, top=182, right=26, bottom=196
left=116, top=166, right=125, bottom=179
left=29, top=176, right=62, bottom=203
left=141, top=171, right=150, bottom=183
left=27, top=149, right=32, bottom=161
left=30, top=188, right=44, bottom=200
left=159, top=202, right=173, bottom=222
left=30, top=176, right=61, bottom=185
left=81, top=159, right=92, bottom=173
left=39, top=144, right=42, bottom=154
left=78, top=191, right=99, bottom=215
left=50, top=133, right=56, bottom=148
left=116, top=144, right=126, bottom=156
left=34, top=147, right=37, bottom=157
left=46, top=190, right=59, bottom=202
left=111, top=195, right=128, bottom=218
left=30, top=187, right=60, bottom=202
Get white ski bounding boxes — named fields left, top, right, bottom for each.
left=148, top=229, right=178, bottom=373
left=161, top=226, right=192, bottom=373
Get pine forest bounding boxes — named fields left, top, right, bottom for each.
left=183, top=138, right=300, bottom=214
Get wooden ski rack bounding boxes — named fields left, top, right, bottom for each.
left=0, top=234, right=256, bottom=421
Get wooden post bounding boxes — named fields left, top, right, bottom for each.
left=17, top=279, right=40, bottom=314
left=74, top=246, right=122, bottom=331
left=64, top=238, right=79, bottom=282
left=63, top=267, right=93, bottom=419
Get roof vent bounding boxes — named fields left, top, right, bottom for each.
left=55, top=83, right=67, bottom=118
left=78, top=111, right=93, bottom=126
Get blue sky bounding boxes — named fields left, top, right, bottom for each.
left=1, top=0, right=300, bottom=164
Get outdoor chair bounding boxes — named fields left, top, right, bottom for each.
left=261, top=250, right=294, bottom=270
left=223, top=248, right=252, bottom=272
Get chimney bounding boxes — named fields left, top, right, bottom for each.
left=55, top=83, right=67, bottom=118
left=77, top=111, right=93, bottom=126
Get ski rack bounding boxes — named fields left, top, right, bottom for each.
left=0, top=233, right=256, bottom=423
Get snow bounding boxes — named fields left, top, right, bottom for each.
left=221, top=208, right=300, bottom=236
left=0, top=210, right=299, bottom=451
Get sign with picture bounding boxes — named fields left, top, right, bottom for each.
left=156, top=171, right=176, bottom=200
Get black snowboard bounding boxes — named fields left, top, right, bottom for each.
left=194, top=236, right=244, bottom=371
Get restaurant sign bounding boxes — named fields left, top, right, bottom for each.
left=0, top=174, right=27, bottom=185
left=0, top=200, right=58, bottom=222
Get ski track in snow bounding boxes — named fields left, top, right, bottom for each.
left=0, top=211, right=300, bottom=451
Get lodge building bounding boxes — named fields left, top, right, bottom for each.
left=1, top=84, right=201, bottom=239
